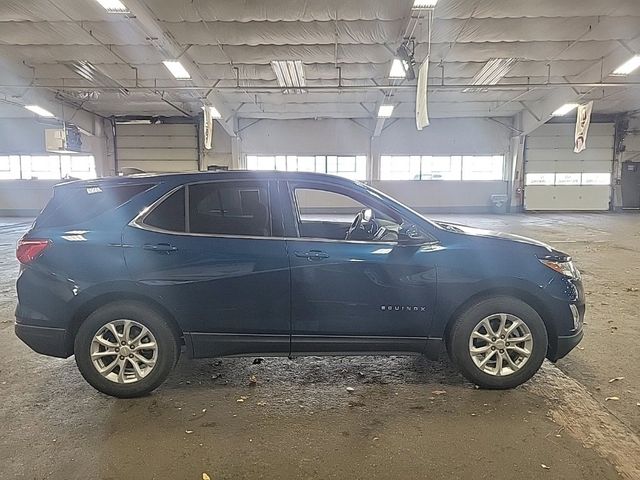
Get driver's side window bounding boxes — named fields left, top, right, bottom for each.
left=293, top=186, right=399, bottom=242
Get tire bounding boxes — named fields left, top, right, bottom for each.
left=447, top=296, right=548, bottom=389
left=74, top=301, right=180, bottom=398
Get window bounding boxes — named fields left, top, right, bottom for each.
left=555, top=173, right=581, bottom=185
left=525, top=173, right=555, bottom=186
left=525, top=173, right=611, bottom=186
left=144, top=182, right=272, bottom=237
left=295, top=188, right=366, bottom=222
left=0, top=154, right=96, bottom=180
left=461, top=155, right=504, bottom=180
left=293, top=185, right=403, bottom=242
left=380, top=155, right=504, bottom=181
left=36, top=183, right=153, bottom=228
left=144, top=187, right=186, bottom=232
left=581, top=173, right=611, bottom=185
left=424, top=156, right=463, bottom=180
left=246, top=155, right=367, bottom=180
left=188, top=182, right=270, bottom=236
left=0, top=155, right=20, bottom=179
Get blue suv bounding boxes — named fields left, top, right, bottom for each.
left=15, top=171, right=584, bottom=397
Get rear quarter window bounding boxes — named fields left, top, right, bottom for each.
left=35, top=183, right=153, bottom=228
left=143, top=187, right=186, bottom=232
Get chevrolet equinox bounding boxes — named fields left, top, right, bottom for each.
left=15, top=171, right=584, bottom=397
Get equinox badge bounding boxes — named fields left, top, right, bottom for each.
left=380, top=305, right=427, bottom=312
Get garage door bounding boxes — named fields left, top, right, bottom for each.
left=116, top=123, right=199, bottom=173
left=524, top=123, right=613, bottom=211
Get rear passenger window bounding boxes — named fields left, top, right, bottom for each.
left=141, top=181, right=271, bottom=237
left=189, top=182, right=270, bottom=236
left=144, top=187, right=186, bottom=232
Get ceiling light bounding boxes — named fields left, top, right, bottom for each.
left=378, top=105, right=394, bottom=118
left=389, top=59, right=407, bottom=78
left=611, top=55, right=640, bottom=76
left=552, top=103, right=579, bottom=116
left=463, top=58, right=519, bottom=92
left=412, top=0, right=438, bottom=8
left=162, top=60, right=191, bottom=79
left=271, top=60, right=306, bottom=94
left=65, top=61, right=129, bottom=95
left=25, top=105, right=55, bottom=117
left=94, top=0, right=129, bottom=13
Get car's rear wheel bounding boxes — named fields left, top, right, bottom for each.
left=448, top=296, right=548, bottom=389
left=74, top=301, right=179, bottom=398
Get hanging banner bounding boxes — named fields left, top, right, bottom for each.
left=574, top=101, right=593, bottom=153
left=203, top=106, right=213, bottom=150
left=416, top=57, right=430, bottom=130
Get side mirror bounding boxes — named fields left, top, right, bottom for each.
left=398, top=224, right=429, bottom=245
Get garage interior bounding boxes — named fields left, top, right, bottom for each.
left=1, top=0, right=640, bottom=478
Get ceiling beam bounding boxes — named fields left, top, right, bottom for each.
left=519, top=43, right=638, bottom=135
left=124, top=0, right=236, bottom=137
left=0, top=54, right=100, bottom=135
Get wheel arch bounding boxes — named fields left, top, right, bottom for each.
left=66, top=292, right=184, bottom=353
left=442, top=286, right=557, bottom=357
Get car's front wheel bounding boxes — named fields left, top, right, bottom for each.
left=448, top=296, right=548, bottom=389
left=74, top=301, right=179, bottom=398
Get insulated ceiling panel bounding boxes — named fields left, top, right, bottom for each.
left=0, top=0, right=638, bottom=120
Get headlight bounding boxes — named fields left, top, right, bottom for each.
left=539, top=258, right=580, bottom=279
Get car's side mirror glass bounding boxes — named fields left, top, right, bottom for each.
left=398, top=224, right=429, bottom=245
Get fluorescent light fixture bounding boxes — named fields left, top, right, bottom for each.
left=611, top=55, right=640, bottom=76
left=270, top=60, right=306, bottom=94
left=412, top=0, right=438, bottom=8
left=162, top=60, right=191, bottom=79
left=389, top=58, right=408, bottom=78
left=463, top=58, right=519, bottom=92
left=552, top=103, right=579, bottom=116
left=94, top=0, right=129, bottom=13
left=378, top=105, right=394, bottom=118
left=25, top=105, right=55, bottom=117
left=202, top=105, right=222, bottom=119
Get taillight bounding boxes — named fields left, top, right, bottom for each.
left=16, top=238, right=50, bottom=264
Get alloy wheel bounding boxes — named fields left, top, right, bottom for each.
left=90, top=319, right=158, bottom=384
left=468, top=313, right=533, bottom=376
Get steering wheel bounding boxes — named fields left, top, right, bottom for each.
left=345, top=210, right=365, bottom=240
left=345, top=208, right=384, bottom=241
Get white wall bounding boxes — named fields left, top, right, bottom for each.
left=239, top=117, right=512, bottom=212
left=372, top=118, right=511, bottom=156
left=0, top=116, right=514, bottom=215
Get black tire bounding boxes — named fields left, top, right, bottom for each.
left=447, top=296, right=548, bottom=389
left=74, top=301, right=179, bottom=398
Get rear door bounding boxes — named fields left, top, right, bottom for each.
left=123, top=179, right=291, bottom=357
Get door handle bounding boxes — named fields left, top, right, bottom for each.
left=143, top=243, right=178, bottom=253
left=294, top=250, right=329, bottom=260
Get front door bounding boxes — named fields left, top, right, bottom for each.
left=284, top=181, right=438, bottom=354
left=123, top=179, right=290, bottom=357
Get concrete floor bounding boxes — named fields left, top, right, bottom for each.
left=1, top=213, right=639, bottom=479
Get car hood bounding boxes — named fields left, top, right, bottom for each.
left=436, top=221, right=569, bottom=258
